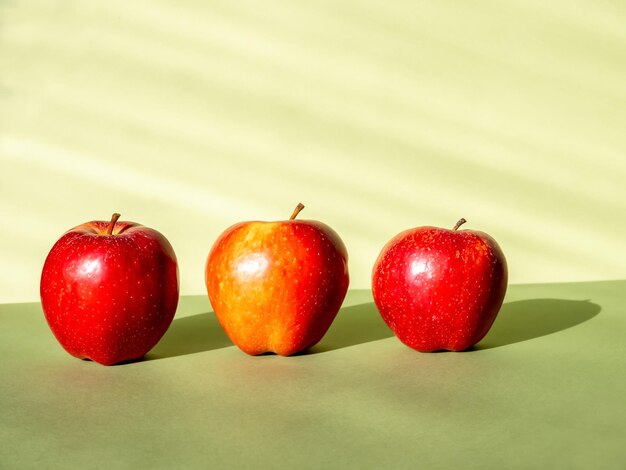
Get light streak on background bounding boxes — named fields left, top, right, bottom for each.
left=1, top=0, right=625, bottom=302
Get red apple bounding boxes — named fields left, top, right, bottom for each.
left=372, top=219, right=507, bottom=352
left=205, top=203, right=349, bottom=356
left=40, top=213, right=179, bottom=365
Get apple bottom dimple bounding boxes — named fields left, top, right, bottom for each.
left=47, top=296, right=176, bottom=365
left=41, top=247, right=178, bottom=365
left=376, top=282, right=505, bottom=352
left=392, top=315, right=476, bottom=352
left=213, top=278, right=344, bottom=356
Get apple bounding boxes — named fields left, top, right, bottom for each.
left=205, top=203, right=349, bottom=356
left=40, top=213, right=179, bottom=365
left=372, top=219, right=507, bottom=352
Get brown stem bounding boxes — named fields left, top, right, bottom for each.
left=452, top=218, right=467, bottom=231
left=106, top=213, right=121, bottom=235
left=289, top=203, right=305, bottom=220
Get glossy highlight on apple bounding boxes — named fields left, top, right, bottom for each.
left=205, top=203, right=350, bottom=356
left=40, top=213, right=179, bottom=365
left=372, top=219, right=508, bottom=352
left=39, top=208, right=509, bottom=365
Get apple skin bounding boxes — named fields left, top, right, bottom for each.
left=372, top=220, right=507, bottom=352
left=205, top=205, right=349, bottom=356
left=40, top=215, right=179, bottom=365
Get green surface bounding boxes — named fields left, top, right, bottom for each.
left=1, top=281, right=625, bottom=469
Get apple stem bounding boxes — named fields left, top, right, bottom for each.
left=453, top=218, right=467, bottom=231
left=106, top=213, right=121, bottom=235
left=290, top=203, right=305, bottom=220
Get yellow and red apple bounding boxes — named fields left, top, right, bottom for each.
left=205, top=203, right=349, bottom=356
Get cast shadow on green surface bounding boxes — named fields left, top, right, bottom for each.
left=476, top=298, right=601, bottom=349
left=147, top=302, right=393, bottom=360
left=147, top=312, right=232, bottom=360
left=309, top=302, right=394, bottom=353
left=146, top=298, right=598, bottom=360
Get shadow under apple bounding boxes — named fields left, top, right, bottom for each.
left=149, top=301, right=394, bottom=360
left=475, top=298, right=601, bottom=350
left=147, top=312, right=232, bottom=360
left=146, top=297, right=601, bottom=360
left=309, top=302, right=394, bottom=353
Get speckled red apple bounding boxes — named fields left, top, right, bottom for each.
left=40, top=213, right=179, bottom=365
left=205, top=203, right=349, bottom=356
left=372, top=219, right=507, bottom=352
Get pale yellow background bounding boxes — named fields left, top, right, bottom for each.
left=1, top=0, right=625, bottom=303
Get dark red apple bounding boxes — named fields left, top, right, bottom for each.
left=372, top=219, right=507, bottom=352
left=205, top=203, right=349, bottom=356
left=40, top=213, right=179, bottom=365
